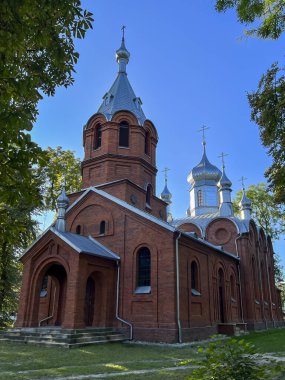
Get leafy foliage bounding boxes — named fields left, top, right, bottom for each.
left=181, top=337, right=282, bottom=380
left=39, top=146, right=82, bottom=211
left=248, top=64, right=285, bottom=204
left=215, top=2, right=285, bottom=204
left=233, top=183, right=285, bottom=239
left=215, top=0, right=285, bottom=39
left=0, top=0, right=93, bottom=326
left=233, top=182, right=284, bottom=281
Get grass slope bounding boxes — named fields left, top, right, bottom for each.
left=1, top=328, right=285, bottom=379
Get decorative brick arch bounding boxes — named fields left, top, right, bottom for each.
left=28, top=256, right=70, bottom=328
left=205, top=218, right=239, bottom=254
left=177, top=223, right=202, bottom=238
left=70, top=203, right=114, bottom=237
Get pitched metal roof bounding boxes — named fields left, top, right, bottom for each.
left=97, top=37, right=146, bottom=125
left=50, top=228, right=120, bottom=261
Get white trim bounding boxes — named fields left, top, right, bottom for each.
left=50, top=227, right=82, bottom=253
left=20, top=226, right=53, bottom=258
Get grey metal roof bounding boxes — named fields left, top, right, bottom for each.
left=97, top=37, right=146, bottom=125
left=187, top=144, right=222, bottom=185
left=172, top=213, right=249, bottom=236
left=50, top=227, right=120, bottom=261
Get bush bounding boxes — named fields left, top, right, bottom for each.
left=180, top=337, right=282, bottom=380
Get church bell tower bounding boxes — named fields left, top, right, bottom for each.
left=81, top=32, right=158, bottom=193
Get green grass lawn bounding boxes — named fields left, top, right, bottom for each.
left=1, top=328, right=285, bottom=380
left=239, top=327, right=285, bottom=353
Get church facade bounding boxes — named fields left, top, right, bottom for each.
left=15, top=36, right=283, bottom=343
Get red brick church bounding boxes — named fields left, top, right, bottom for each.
left=15, top=35, right=283, bottom=343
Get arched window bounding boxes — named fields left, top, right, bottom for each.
left=76, top=225, right=81, bottom=235
left=230, top=275, right=236, bottom=301
left=137, top=247, right=151, bottom=288
left=119, top=121, right=129, bottom=147
left=94, top=124, right=102, bottom=149
left=40, top=275, right=48, bottom=297
left=198, top=190, right=203, bottom=206
left=99, top=220, right=106, bottom=235
left=191, top=261, right=200, bottom=296
left=146, top=184, right=152, bottom=207
left=144, top=131, right=150, bottom=155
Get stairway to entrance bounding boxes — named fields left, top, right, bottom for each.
left=0, top=327, right=126, bottom=348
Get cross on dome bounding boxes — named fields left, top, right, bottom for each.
left=198, top=125, right=209, bottom=146
left=218, top=152, right=229, bottom=169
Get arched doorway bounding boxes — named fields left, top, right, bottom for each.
left=38, top=264, right=67, bottom=326
left=218, top=269, right=225, bottom=323
left=84, top=276, right=95, bottom=326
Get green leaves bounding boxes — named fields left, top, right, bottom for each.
left=38, top=146, right=82, bottom=211
left=182, top=337, right=281, bottom=380
left=0, top=0, right=93, bottom=327
left=215, top=0, right=285, bottom=39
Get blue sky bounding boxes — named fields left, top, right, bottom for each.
left=31, top=1, right=285, bottom=266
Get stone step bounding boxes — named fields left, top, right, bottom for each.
left=2, top=327, right=126, bottom=347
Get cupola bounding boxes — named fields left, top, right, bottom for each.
left=188, top=138, right=221, bottom=217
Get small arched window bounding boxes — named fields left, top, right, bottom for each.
left=144, top=131, right=150, bottom=155
left=119, top=121, right=129, bottom=147
left=198, top=190, right=203, bottom=207
left=40, top=275, right=48, bottom=297
left=146, top=184, right=152, bottom=207
left=230, top=275, right=236, bottom=301
left=76, top=225, right=81, bottom=235
left=94, top=123, right=102, bottom=149
left=191, top=261, right=200, bottom=296
left=137, top=247, right=151, bottom=289
left=99, top=220, right=106, bottom=235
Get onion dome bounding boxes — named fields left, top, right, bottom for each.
left=97, top=30, right=146, bottom=125
left=55, top=187, right=69, bottom=232
left=187, top=143, right=221, bottom=185
left=218, top=167, right=232, bottom=188
left=161, top=183, right=172, bottom=205
left=116, top=36, right=130, bottom=68
left=57, top=187, right=69, bottom=208
left=239, top=190, right=251, bottom=209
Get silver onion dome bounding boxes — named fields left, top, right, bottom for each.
left=239, top=190, right=251, bottom=209
left=218, top=167, right=232, bottom=188
left=116, top=37, right=130, bottom=64
left=57, top=187, right=69, bottom=208
left=161, top=183, right=172, bottom=204
left=187, top=143, right=221, bottom=185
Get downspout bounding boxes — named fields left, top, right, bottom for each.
left=116, top=261, right=133, bottom=340
left=235, top=235, right=244, bottom=323
left=175, top=232, right=182, bottom=343
left=265, top=244, right=276, bottom=327
left=257, top=243, right=268, bottom=329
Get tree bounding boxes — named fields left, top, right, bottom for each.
left=215, top=1, right=285, bottom=203
left=0, top=147, right=82, bottom=327
left=39, top=146, right=82, bottom=211
left=0, top=0, right=93, bottom=209
left=215, top=0, right=285, bottom=39
left=248, top=64, right=285, bottom=204
left=233, top=183, right=285, bottom=239
left=0, top=1, right=92, bottom=327
left=233, top=183, right=285, bottom=280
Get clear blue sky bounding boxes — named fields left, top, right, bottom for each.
left=31, top=0, right=285, bottom=266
